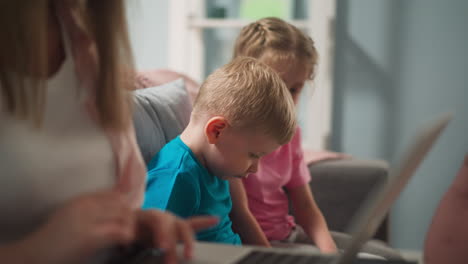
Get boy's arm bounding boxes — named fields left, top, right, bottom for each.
left=288, top=183, right=337, bottom=253
left=143, top=170, right=199, bottom=218
left=143, top=169, right=176, bottom=210
left=165, top=172, right=200, bottom=218
left=229, top=179, right=271, bottom=247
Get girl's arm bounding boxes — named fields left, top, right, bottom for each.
left=229, top=179, right=271, bottom=247
left=288, top=183, right=337, bottom=253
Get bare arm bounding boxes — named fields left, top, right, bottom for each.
left=0, top=191, right=136, bottom=264
left=424, top=155, right=468, bottom=264
left=0, top=238, right=47, bottom=264
left=0, top=191, right=218, bottom=264
left=289, top=183, right=337, bottom=253
left=229, top=179, right=271, bottom=247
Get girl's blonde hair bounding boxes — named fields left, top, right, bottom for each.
left=193, top=57, right=296, bottom=145
left=233, top=17, right=318, bottom=79
left=0, top=1, right=133, bottom=130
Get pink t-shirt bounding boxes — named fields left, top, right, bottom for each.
left=242, top=128, right=311, bottom=241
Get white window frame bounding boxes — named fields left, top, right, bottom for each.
left=168, top=0, right=336, bottom=151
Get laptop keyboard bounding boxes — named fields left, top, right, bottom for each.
left=234, top=251, right=418, bottom=264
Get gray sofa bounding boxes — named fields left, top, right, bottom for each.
left=307, top=159, right=404, bottom=259
left=132, top=79, right=401, bottom=259
left=309, top=159, right=390, bottom=241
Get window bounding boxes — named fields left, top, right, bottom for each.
left=168, top=0, right=336, bottom=150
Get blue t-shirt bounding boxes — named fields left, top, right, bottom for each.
left=143, top=136, right=241, bottom=245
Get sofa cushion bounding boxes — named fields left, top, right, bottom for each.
left=308, top=159, right=389, bottom=239
left=132, top=79, right=192, bottom=164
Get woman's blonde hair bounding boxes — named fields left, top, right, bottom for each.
left=233, top=17, right=318, bottom=79
left=193, top=57, right=296, bottom=145
left=0, top=1, right=133, bottom=130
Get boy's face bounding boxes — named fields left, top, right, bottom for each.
left=205, top=126, right=280, bottom=180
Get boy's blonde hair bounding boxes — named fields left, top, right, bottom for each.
left=0, top=1, right=133, bottom=130
left=192, top=57, right=296, bottom=145
left=233, top=17, right=318, bottom=79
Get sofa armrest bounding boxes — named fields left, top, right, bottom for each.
left=308, top=159, right=389, bottom=241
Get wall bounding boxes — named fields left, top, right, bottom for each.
left=332, top=0, right=468, bottom=250
left=126, top=0, right=169, bottom=70
left=125, top=0, right=468, bottom=250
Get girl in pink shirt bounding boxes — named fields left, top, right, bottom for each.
left=232, top=17, right=338, bottom=253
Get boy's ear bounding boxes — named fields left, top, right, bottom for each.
left=205, top=116, right=228, bottom=144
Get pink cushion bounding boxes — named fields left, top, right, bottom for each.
left=134, top=69, right=200, bottom=103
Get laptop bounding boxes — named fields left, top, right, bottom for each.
left=121, top=113, right=452, bottom=264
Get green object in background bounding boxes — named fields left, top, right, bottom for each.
left=240, top=0, right=292, bottom=20
left=208, top=6, right=226, bottom=18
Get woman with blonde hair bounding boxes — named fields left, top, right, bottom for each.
left=0, top=1, right=216, bottom=263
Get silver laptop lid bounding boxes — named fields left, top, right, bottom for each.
left=334, top=113, right=452, bottom=264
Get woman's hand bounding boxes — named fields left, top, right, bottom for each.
left=135, top=210, right=218, bottom=264
left=30, top=190, right=136, bottom=264
left=2, top=190, right=218, bottom=264
left=0, top=191, right=136, bottom=264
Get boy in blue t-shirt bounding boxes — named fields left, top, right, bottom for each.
left=143, top=57, right=297, bottom=245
